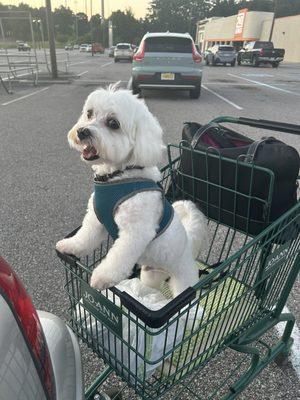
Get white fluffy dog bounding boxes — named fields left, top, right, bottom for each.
left=56, top=86, right=207, bottom=297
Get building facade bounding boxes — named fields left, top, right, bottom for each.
left=196, top=9, right=300, bottom=62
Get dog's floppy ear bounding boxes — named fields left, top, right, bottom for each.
left=131, top=107, right=165, bottom=167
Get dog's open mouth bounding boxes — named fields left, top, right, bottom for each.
left=82, top=145, right=99, bottom=161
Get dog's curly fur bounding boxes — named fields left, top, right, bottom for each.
left=56, top=85, right=208, bottom=297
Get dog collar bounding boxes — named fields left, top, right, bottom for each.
left=94, top=165, right=144, bottom=183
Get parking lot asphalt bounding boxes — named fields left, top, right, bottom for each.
left=0, top=51, right=300, bottom=399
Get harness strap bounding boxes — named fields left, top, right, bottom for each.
left=93, top=178, right=174, bottom=241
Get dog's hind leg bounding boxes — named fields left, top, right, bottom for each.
left=140, top=266, right=169, bottom=290
left=168, top=258, right=199, bottom=298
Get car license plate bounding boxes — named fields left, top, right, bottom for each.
left=161, top=73, right=175, bottom=80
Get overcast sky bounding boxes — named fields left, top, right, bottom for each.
left=2, top=0, right=150, bottom=17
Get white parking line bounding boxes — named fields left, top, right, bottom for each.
left=77, top=70, right=89, bottom=76
left=127, top=77, right=132, bottom=90
left=275, top=306, right=300, bottom=380
left=100, top=61, right=113, bottom=68
left=228, top=73, right=300, bottom=96
left=1, top=87, right=49, bottom=106
left=69, top=61, right=87, bottom=66
left=202, top=84, right=243, bottom=110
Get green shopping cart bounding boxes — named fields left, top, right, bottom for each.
left=57, top=116, right=300, bottom=400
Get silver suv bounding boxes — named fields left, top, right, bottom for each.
left=114, top=43, right=133, bottom=62
left=132, top=32, right=202, bottom=98
left=205, top=45, right=236, bottom=67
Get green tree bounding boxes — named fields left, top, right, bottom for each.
left=53, top=6, right=74, bottom=38
left=90, top=13, right=103, bottom=43
left=146, top=0, right=210, bottom=37
left=76, top=12, right=89, bottom=40
left=110, top=8, right=142, bottom=45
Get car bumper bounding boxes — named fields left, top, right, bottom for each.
left=132, top=71, right=202, bottom=90
left=38, top=311, right=84, bottom=400
left=215, top=57, right=236, bottom=63
left=115, top=53, right=132, bottom=58
left=258, top=57, right=283, bottom=62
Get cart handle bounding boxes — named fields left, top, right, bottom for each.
left=210, top=116, right=300, bottom=135
left=56, top=227, right=196, bottom=329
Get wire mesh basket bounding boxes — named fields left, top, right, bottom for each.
left=57, top=118, right=300, bottom=400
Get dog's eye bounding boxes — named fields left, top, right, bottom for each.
left=87, top=109, right=93, bottom=119
left=106, top=117, right=120, bottom=130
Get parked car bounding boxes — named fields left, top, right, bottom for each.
left=86, top=44, right=92, bottom=52
left=131, top=32, right=202, bottom=99
left=0, top=257, right=129, bottom=400
left=108, top=46, right=115, bottom=57
left=65, top=44, right=73, bottom=51
left=205, top=44, right=236, bottom=66
left=237, top=41, right=285, bottom=68
left=92, top=42, right=105, bottom=54
left=79, top=43, right=89, bottom=52
left=73, top=44, right=80, bottom=50
left=0, top=257, right=83, bottom=400
left=17, top=42, right=31, bottom=51
left=114, top=43, right=133, bottom=62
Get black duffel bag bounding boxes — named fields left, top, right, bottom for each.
left=171, top=117, right=300, bottom=236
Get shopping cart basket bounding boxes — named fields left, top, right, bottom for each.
left=57, top=116, right=300, bottom=400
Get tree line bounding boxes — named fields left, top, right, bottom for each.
left=0, top=0, right=300, bottom=46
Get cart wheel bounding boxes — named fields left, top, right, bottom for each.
left=274, top=352, right=289, bottom=367
left=94, top=387, right=123, bottom=400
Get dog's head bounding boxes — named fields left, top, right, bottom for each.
left=68, top=85, right=164, bottom=168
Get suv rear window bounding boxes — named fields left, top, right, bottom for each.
left=117, top=44, right=130, bottom=49
left=254, top=41, right=273, bottom=49
left=145, top=37, right=192, bottom=53
left=218, top=46, right=234, bottom=52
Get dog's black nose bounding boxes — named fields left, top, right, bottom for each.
left=77, top=127, right=91, bottom=140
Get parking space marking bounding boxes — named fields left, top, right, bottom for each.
left=276, top=306, right=300, bottom=379
left=77, top=70, right=89, bottom=76
left=1, top=86, right=49, bottom=106
left=202, top=84, right=243, bottom=110
left=100, top=61, right=114, bottom=68
left=228, top=73, right=300, bottom=96
left=69, top=61, right=87, bottom=66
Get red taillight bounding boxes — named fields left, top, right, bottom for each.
left=192, top=42, right=202, bottom=63
left=0, top=257, right=56, bottom=400
left=133, top=40, right=145, bottom=61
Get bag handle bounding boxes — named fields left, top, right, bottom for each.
left=190, top=122, right=218, bottom=148
left=190, top=122, right=235, bottom=149
left=210, top=116, right=300, bottom=135
left=244, top=137, right=271, bottom=163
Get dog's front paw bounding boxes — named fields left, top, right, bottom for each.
left=90, top=268, right=115, bottom=291
left=56, top=238, right=83, bottom=257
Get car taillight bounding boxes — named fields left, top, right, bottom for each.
left=133, top=40, right=145, bottom=61
left=0, top=257, right=56, bottom=400
left=192, top=42, right=202, bottom=63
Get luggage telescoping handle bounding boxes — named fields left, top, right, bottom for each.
left=56, top=227, right=197, bottom=329
left=211, top=116, right=300, bottom=135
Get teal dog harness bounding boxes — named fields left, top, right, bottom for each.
left=93, top=178, right=174, bottom=240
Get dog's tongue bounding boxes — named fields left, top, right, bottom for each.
left=83, top=146, right=97, bottom=159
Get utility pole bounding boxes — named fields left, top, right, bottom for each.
left=0, top=18, right=5, bottom=42
left=45, top=0, right=58, bottom=78
left=101, top=0, right=105, bottom=19
left=269, top=0, right=278, bottom=41
left=101, top=0, right=105, bottom=47
left=108, top=19, right=113, bottom=47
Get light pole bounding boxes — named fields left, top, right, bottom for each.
left=45, top=0, right=58, bottom=78
left=269, top=0, right=279, bottom=41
